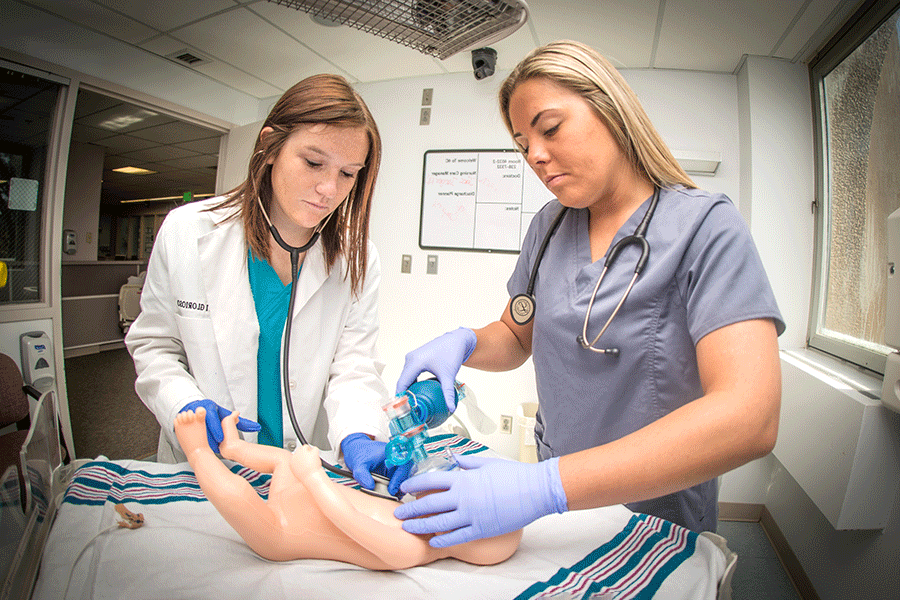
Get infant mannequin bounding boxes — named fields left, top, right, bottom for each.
left=174, top=408, right=522, bottom=570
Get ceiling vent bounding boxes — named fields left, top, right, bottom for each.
left=268, top=0, right=529, bottom=60
left=166, top=49, right=212, bottom=68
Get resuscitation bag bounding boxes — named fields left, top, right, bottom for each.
left=405, top=378, right=461, bottom=429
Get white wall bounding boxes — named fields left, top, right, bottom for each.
left=61, top=143, right=104, bottom=262
left=739, top=56, right=815, bottom=350
left=359, top=73, right=528, bottom=458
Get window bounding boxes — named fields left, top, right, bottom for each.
left=809, top=0, right=900, bottom=374
left=0, top=64, right=65, bottom=305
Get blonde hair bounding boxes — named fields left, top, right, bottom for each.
left=499, top=40, right=695, bottom=190
left=216, top=74, right=381, bottom=295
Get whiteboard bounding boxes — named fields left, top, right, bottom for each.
left=419, top=150, right=556, bottom=252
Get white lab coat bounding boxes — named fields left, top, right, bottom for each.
left=125, top=197, right=390, bottom=463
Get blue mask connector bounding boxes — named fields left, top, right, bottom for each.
left=383, top=379, right=465, bottom=475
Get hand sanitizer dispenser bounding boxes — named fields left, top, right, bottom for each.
left=20, top=331, right=55, bottom=393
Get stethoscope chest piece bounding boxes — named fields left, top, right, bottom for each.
left=510, top=187, right=660, bottom=357
left=510, top=293, right=536, bottom=325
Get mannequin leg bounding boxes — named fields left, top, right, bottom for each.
left=289, top=444, right=441, bottom=569
left=217, top=411, right=292, bottom=474
left=290, top=444, right=522, bottom=567
left=174, top=408, right=294, bottom=560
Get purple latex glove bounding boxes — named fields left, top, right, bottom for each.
left=179, top=399, right=261, bottom=454
left=394, top=454, right=568, bottom=548
left=341, top=432, right=412, bottom=497
left=396, top=327, right=477, bottom=411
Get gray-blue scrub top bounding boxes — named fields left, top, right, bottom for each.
left=507, top=185, right=785, bottom=533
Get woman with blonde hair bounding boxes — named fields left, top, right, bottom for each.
left=127, top=74, right=407, bottom=495
left=394, top=41, right=784, bottom=543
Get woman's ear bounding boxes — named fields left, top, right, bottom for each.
left=258, top=126, right=276, bottom=163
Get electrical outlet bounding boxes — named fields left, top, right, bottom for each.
left=422, top=88, right=433, bottom=106
left=500, top=415, right=513, bottom=434
left=419, top=107, right=431, bottom=126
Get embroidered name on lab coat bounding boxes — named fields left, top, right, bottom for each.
left=176, top=299, right=209, bottom=311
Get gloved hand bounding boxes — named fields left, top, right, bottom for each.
left=396, top=327, right=477, bottom=411
left=178, top=399, right=261, bottom=454
left=341, top=432, right=412, bottom=497
left=394, top=454, right=568, bottom=548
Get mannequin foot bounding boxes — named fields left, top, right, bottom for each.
left=174, top=408, right=210, bottom=454
left=219, top=410, right=241, bottom=453
left=291, top=443, right=322, bottom=479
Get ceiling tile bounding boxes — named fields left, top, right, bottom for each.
left=94, top=0, right=238, bottom=33
left=92, top=134, right=160, bottom=153
left=190, top=60, right=284, bottom=98
left=24, top=0, right=158, bottom=45
left=159, top=154, right=219, bottom=169
left=774, top=0, right=856, bottom=62
left=656, top=0, right=805, bottom=72
left=175, top=136, right=223, bottom=154
left=70, top=123, right=113, bottom=144
left=74, top=91, right=123, bottom=119
left=77, top=105, right=174, bottom=134
left=121, top=145, right=199, bottom=163
left=139, top=161, right=181, bottom=174
left=530, top=0, right=660, bottom=68
left=128, top=120, right=223, bottom=144
left=102, top=155, right=134, bottom=170
left=170, top=8, right=337, bottom=92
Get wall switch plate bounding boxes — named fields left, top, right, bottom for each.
left=426, top=254, right=438, bottom=274
left=401, top=254, right=412, bottom=273
left=422, top=88, right=433, bottom=106
left=500, top=415, right=513, bottom=434
left=420, top=107, right=431, bottom=126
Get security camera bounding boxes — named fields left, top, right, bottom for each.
left=471, top=47, right=497, bottom=80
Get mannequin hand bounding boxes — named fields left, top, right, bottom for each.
left=178, top=399, right=260, bottom=454
left=396, top=327, right=477, bottom=411
left=394, top=454, right=568, bottom=548
left=341, top=433, right=412, bottom=496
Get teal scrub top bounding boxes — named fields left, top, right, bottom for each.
left=248, top=249, right=296, bottom=447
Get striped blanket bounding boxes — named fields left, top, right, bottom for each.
left=32, top=435, right=732, bottom=600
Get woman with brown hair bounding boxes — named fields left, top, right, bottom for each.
left=127, top=74, right=405, bottom=494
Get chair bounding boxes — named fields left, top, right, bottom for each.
left=118, top=271, right=145, bottom=334
left=0, top=352, right=38, bottom=509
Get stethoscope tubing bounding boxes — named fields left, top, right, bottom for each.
left=261, top=196, right=397, bottom=500
left=516, top=187, right=660, bottom=355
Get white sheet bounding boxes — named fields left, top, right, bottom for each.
left=32, top=441, right=732, bottom=600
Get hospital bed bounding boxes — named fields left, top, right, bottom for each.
left=4, top=390, right=736, bottom=600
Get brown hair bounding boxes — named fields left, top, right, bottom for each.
left=216, top=74, right=382, bottom=295
left=499, top=40, right=695, bottom=190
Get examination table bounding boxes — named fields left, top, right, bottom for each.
left=16, top=430, right=734, bottom=600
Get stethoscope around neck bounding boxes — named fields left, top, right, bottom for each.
left=509, top=187, right=660, bottom=356
left=256, top=196, right=397, bottom=500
